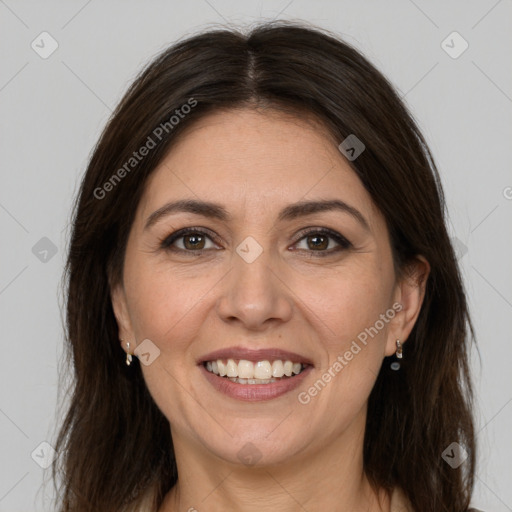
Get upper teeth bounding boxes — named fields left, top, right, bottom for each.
left=205, top=359, right=303, bottom=379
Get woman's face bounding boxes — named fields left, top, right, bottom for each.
left=113, top=108, right=424, bottom=467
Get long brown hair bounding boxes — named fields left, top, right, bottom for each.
left=54, top=21, right=476, bottom=511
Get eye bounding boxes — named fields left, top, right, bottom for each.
left=292, top=228, right=352, bottom=256
left=160, top=227, right=220, bottom=253
left=159, top=227, right=352, bottom=256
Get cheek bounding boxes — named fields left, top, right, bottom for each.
left=123, top=255, right=214, bottom=347
left=291, top=281, right=389, bottom=427
left=123, top=261, right=215, bottom=426
left=291, top=260, right=394, bottom=402
left=295, top=261, right=393, bottom=343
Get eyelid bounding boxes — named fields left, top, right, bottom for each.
left=294, top=226, right=347, bottom=239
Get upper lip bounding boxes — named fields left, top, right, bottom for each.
left=198, top=346, right=314, bottom=366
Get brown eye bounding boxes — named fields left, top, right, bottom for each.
left=182, top=233, right=206, bottom=250
left=293, top=228, right=352, bottom=256
left=160, top=228, right=219, bottom=252
left=306, top=234, right=329, bottom=251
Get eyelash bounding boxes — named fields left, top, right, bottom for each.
left=159, top=227, right=352, bottom=257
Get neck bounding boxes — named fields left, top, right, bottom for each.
left=159, top=410, right=390, bottom=512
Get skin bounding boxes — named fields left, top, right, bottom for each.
left=112, top=108, right=429, bottom=512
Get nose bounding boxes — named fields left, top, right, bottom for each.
left=216, top=247, right=293, bottom=331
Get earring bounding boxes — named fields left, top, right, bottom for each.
left=395, top=339, right=403, bottom=359
left=125, top=341, right=133, bottom=366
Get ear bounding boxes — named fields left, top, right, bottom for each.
left=111, top=283, right=135, bottom=350
left=385, top=255, right=430, bottom=357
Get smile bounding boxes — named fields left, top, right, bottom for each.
left=200, top=360, right=312, bottom=402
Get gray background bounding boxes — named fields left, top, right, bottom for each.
left=1, top=1, right=511, bottom=510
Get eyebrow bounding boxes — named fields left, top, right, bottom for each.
left=144, top=198, right=370, bottom=231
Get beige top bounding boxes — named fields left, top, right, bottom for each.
left=135, top=485, right=486, bottom=511
left=390, top=487, right=414, bottom=511
left=139, top=486, right=415, bottom=511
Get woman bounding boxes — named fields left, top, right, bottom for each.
left=54, top=21, right=482, bottom=511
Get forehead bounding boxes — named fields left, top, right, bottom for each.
left=138, top=108, right=379, bottom=225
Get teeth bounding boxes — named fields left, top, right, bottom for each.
left=272, top=360, right=284, bottom=377
left=254, top=361, right=272, bottom=379
left=204, top=358, right=305, bottom=381
left=217, top=360, right=227, bottom=377
left=226, top=359, right=238, bottom=377
left=238, top=360, right=254, bottom=378
left=227, top=377, right=278, bottom=384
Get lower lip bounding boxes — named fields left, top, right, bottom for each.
left=199, top=363, right=313, bottom=402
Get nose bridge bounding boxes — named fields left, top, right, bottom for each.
left=216, top=237, right=293, bottom=329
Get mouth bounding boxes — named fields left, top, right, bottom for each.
left=197, top=347, right=314, bottom=401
